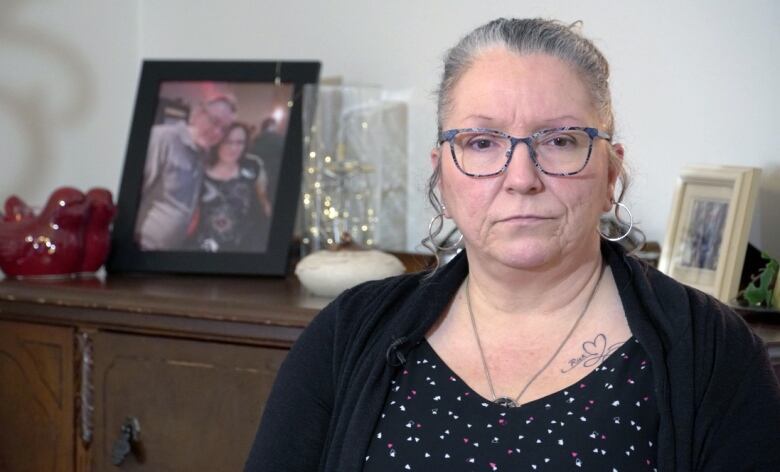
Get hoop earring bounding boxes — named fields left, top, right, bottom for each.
left=428, top=211, right=463, bottom=251
left=599, top=200, right=634, bottom=242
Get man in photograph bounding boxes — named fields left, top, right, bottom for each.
left=134, top=94, right=237, bottom=250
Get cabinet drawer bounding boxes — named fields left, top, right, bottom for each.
left=91, top=332, right=286, bottom=471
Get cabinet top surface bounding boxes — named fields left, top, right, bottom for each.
left=1, top=273, right=778, bottom=344
left=0, top=272, right=330, bottom=328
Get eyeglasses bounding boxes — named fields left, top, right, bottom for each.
left=438, top=127, right=611, bottom=178
left=223, top=138, right=247, bottom=147
left=201, top=106, right=234, bottom=135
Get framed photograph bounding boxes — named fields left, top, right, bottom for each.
left=107, top=60, right=320, bottom=276
left=658, top=165, right=761, bottom=302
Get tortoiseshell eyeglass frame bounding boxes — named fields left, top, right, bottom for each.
left=437, top=126, right=612, bottom=178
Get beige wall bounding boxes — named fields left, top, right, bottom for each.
left=1, top=0, right=779, bottom=256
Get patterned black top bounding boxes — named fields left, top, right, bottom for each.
left=364, top=336, right=658, bottom=471
left=187, top=157, right=269, bottom=253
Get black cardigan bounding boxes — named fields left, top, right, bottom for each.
left=245, top=242, right=780, bottom=471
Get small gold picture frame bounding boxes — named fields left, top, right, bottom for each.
left=658, top=165, right=761, bottom=303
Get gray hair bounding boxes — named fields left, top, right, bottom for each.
left=423, top=18, right=632, bottom=263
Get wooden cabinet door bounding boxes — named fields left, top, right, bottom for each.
left=91, top=332, right=287, bottom=471
left=0, top=320, right=74, bottom=472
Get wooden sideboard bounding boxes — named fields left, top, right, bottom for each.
left=0, top=272, right=778, bottom=471
left=0, top=273, right=327, bottom=472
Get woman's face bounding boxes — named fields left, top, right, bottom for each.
left=434, top=47, right=622, bottom=271
left=217, top=127, right=247, bottom=164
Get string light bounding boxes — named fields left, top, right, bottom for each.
left=301, top=92, right=385, bottom=252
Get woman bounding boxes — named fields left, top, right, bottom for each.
left=245, top=18, right=780, bottom=471
left=188, top=122, right=272, bottom=252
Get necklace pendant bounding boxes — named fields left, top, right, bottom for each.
left=493, top=397, right=518, bottom=408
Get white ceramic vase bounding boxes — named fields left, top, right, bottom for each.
left=295, top=249, right=405, bottom=297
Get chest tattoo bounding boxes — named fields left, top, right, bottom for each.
left=561, top=333, right=625, bottom=373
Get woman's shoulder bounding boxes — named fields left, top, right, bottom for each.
left=319, top=271, right=429, bottom=327
left=625, top=250, right=762, bottom=352
left=241, top=154, right=265, bottom=173
left=306, top=255, right=467, bottom=343
left=608, top=242, right=762, bottom=351
left=288, top=272, right=427, bottom=367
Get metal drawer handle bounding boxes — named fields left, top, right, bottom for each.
left=111, top=416, right=142, bottom=466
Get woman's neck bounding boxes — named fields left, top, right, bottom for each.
left=464, top=242, right=604, bottom=323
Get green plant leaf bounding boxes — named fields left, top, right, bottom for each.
left=742, top=253, right=779, bottom=307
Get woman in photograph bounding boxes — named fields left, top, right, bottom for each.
left=188, top=122, right=272, bottom=253
left=245, top=18, right=780, bottom=471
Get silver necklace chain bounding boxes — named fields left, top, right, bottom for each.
left=465, top=261, right=605, bottom=408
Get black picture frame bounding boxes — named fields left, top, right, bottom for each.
left=107, top=60, right=320, bottom=276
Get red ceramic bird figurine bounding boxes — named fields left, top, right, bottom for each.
left=0, top=187, right=116, bottom=277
